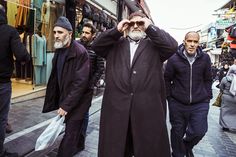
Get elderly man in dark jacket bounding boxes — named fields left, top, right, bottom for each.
left=42, top=16, right=90, bottom=157
left=92, top=11, right=178, bottom=157
left=0, top=5, right=30, bottom=157
left=164, top=31, right=213, bottom=157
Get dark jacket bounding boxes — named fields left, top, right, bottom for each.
left=0, top=9, right=30, bottom=83
left=77, top=40, right=105, bottom=89
left=43, top=41, right=90, bottom=121
left=91, top=25, right=178, bottom=157
left=164, top=44, right=213, bottom=105
left=218, top=67, right=229, bottom=83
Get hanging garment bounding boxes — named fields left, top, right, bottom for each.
left=41, top=1, right=64, bottom=51
left=7, top=1, right=18, bottom=26
left=32, top=34, right=46, bottom=66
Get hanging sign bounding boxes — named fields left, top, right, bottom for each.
left=215, top=19, right=236, bottom=29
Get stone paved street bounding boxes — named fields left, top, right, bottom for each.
left=5, top=82, right=236, bottom=157
left=74, top=82, right=236, bottom=157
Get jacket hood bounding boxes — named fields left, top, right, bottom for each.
left=0, top=9, right=7, bottom=25
left=177, top=43, right=203, bottom=59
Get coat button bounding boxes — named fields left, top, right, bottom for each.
left=133, top=71, right=137, bottom=74
left=130, top=93, right=134, bottom=96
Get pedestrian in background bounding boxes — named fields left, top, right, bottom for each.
left=0, top=5, right=30, bottom=157
left=164, top=31, right=213, bottom=157
left=211, top=63, right=218, bottom=81
left=217, top=62, right=230, bottom=86
left=77, top=22, right=105, bottom=152
left=92, top=11, right=178, bottom=157
left=219, top=64, right=236, bottom=131
left=42, top=16, right=90, bottom=157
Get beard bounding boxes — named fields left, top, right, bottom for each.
left=80, top=37, right=89, bottom=46
left=128, top=31, right=146, bottom=41
left=54, top=34, right=71, bottom=49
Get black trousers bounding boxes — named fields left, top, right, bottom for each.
left=168, top=98, right=209, bottom=157
left=57, top=119, right=84, bottom=157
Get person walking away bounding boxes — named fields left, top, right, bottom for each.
left=164, top=31, right=213, bottom=157
left=0, top=5, right=30, bottom=157
left=219, top=65, right=236, bottom=131
left=91, top=11, right=178, bottom=157
left=42, top=16, right=90, bottom=157
left=77, top=22, right=105, bottom=151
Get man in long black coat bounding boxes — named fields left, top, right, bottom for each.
left=91, top=11, right=178, bottom=157
left=42, top=16, right=90, bottom=157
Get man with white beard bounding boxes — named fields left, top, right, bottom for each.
left=43, top=16, right=90, bottom=157
left=91, top=11, right=178, bottom=157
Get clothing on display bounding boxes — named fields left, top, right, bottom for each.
left=32, top=33, right=47, bottom=85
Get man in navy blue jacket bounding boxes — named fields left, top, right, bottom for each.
left=164, top=31, right=213, bottom=157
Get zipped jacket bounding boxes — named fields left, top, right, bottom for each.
left=164, top=44, right=213, bottom=105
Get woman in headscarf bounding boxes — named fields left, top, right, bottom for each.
left=219, top=64, right=236, bottom=131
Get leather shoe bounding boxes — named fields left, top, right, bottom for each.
left=5, top=123, right=13, bottom=134
left=186, top=149, right=194, bottom=157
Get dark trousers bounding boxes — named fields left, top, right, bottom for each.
left=0, top=82, right=11, bottom=156
left=78, top=111, right=89, bottom=149
left=78, top=89, right=94, bottom=149
left=57, top=119, right=84, bottom=157
left=168, top=98, right=209, bottom=157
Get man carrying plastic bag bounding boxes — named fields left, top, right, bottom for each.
left=40, top=16, right=90, bottom=157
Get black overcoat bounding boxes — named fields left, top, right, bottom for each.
left=43, top=41, right=90, bottom=121
left=92, top=25, right=178, bottom=157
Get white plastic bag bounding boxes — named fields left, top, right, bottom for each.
left=35, top=115, right=65, bottom=151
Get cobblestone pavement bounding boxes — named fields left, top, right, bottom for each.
left=5, top=83, right=236, bottom=157
left=74, top=85, right=236, bottom=157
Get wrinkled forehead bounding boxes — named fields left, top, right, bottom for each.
left=53, top=26, right=69, bottom=33
left=185, top=32, right=200, bottom=41
left=130, top=16, right=143, bottom=21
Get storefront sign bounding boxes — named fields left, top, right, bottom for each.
left=215, top=19, right=235, bottom=29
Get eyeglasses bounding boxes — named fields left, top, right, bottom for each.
left=129, top=21, right=145, bottom=27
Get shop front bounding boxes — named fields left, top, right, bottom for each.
left=1, top=0, right=66, bottom=99
left=1, top=0, right=119, bottom=100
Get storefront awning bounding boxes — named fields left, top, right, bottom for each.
left=216, top=0, right=235, bottom=11
left=202, top=47, right=213, bottom=52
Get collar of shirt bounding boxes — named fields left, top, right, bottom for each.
left=183, top=50, right=197, bottom=65
left=128, top=38, right=140, bottom=66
